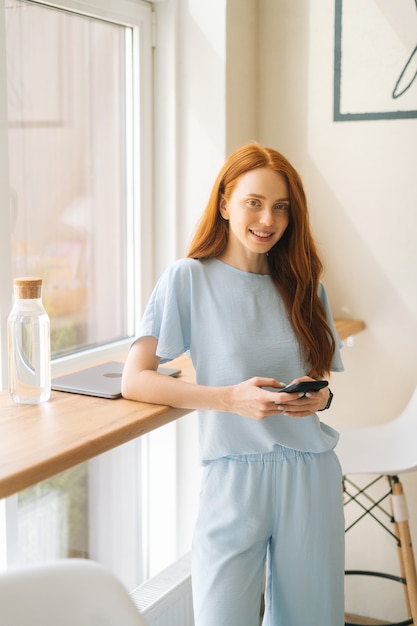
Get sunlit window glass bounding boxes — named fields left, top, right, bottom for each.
left=6, top=0, right=133, bottom=356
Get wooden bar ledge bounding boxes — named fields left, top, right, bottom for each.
left=0, top=319, right=364, bottom=498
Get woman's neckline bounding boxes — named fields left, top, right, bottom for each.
left=212, top=257, right=271, bottom=277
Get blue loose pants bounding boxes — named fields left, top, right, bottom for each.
left=192, top=447, right=345, bottom=626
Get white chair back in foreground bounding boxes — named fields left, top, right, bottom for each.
left=0, top=558, right=149, bottom=626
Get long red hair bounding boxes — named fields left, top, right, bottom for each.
left=187, top=142, right=335, bottom=377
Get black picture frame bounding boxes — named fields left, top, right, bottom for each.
left=334, top=0, right=417, bottom=121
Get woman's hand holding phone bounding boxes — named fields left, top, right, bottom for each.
left=262, top=378, right=329, bottom=417
left=282, top=380, right=328, bottom=394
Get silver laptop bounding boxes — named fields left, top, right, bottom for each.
left=52, top=360, right=181, bottom=399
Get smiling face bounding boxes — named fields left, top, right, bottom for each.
left=219, top=167, right=290, bottom=273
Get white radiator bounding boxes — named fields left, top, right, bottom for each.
left=131, top=552, right=194, bottom=626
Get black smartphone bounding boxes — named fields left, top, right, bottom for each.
left=282, top=380, right=328, bottom=394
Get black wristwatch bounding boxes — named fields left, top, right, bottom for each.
left=317, top=388, right=333, bottom=411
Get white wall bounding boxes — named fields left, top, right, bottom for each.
left=157, top=0, right=417, bottom=618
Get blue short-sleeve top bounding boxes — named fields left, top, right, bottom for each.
left=138, top=258, right=344, bottom=461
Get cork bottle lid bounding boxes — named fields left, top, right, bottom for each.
left=14, top=277, right=43, bottom=299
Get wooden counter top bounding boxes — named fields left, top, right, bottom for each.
left=334, top=318, right=365, bottom=340
left=0, top=319, right=364, bottom=499
left=0, top=354, right=194, bottom=499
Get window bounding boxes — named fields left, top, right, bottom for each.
left=0, top=0, right=153, bottom=589
left=4, top=0, right=152, bottom=359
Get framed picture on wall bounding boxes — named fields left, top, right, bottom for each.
left=334, top=0, right=417, bottom=121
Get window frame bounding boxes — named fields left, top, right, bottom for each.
left=0, top=0, right=154, bottom=384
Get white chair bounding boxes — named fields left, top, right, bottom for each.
left=336, top=386, right=417, bottom=626
left=0, top=558, right=149, bottom=626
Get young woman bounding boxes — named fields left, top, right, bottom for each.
left=122, top=142, right=345, bottom=626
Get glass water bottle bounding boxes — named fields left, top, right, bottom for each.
left=8, top=277, right=51, bottom=404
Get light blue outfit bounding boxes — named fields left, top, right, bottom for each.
left=139, top=258, right=345, bottom=626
